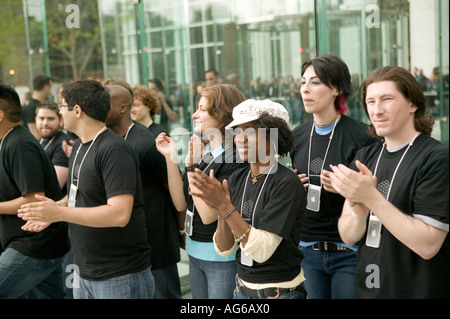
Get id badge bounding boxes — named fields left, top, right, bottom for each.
left=68, top=184, right=78, bottom=208
left=185, top=209, right=194, bottom=236
left=306, top=184, right=321, bottom=212
left=241, top=250, right=253, bottom=267
left=366, top=214, right=382, bottom=248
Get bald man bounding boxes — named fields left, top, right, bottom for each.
left=105, top=85, right=184, bottom=299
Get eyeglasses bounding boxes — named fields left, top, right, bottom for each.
left=58, top=104, right=75, bottom=111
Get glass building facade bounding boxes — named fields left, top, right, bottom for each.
left=0, top=0, right=448, bottom=145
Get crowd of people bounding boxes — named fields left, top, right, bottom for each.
left=0, top=55, right=448, bottom=299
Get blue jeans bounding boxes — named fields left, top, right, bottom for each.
left=73, top=266, right=155, bottom=299
left=152, top=263, right=181, bottom=299
left=300, top=245, right=357, bottom=299
left=0, top=247, right=65, bottom=299
left=234, top=279, right=307, bottom=299
left=188, top=255, right=236, bottom=299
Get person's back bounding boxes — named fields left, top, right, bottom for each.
left=22, top=75, right=52, bottom=139
left=0, top=84, right=69, bottom=299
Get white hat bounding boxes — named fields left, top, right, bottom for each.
left=225, top=99, right=290, bottom=129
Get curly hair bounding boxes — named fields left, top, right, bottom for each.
left=251, top=112, right=294, bottom=157
left=132, top=85, right=160, bottom=116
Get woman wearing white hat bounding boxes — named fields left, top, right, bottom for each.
left=189, top=99, right=307, bottom=299
left=156, top=84, right=247, bottom=299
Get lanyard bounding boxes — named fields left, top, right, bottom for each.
left=240, top=162, right=276, bottom=226
left=191, top=146, right=225, bottom=214
left=307, top=116, right=339, bottom=187
left=70, top=126, right=107, bottom=187
left=40, top=135, right=57, bottom=151
left=372, top=132, right=420, bottom=201
left=0, top=127, right=14, bottom=152
left=369, top=132, right=420, bottom=222
left=124, top=123, right=134, bottom=140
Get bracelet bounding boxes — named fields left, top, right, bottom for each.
left=222, top=207, right=236, bottom=220
left=178, top=228, right=186, bottom=235
left=236, top=225, right=252, bottom=243
left=185, top=164, right=199, bottom=172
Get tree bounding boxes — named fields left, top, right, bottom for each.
left=46, top=0, right=101, bottom=81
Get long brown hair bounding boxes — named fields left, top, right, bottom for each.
left=359, top=66, right=434, bottom=137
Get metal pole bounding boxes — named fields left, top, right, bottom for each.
left=438, top=0, right=446, bottom=144
left=315, top=0, right=328, bottom=56
left=23, top=0, right=34, bottom=91
left=137, top=1, right=149, bottom=85
left=98, top=0, right=108, bottom=80
left=40, top=0, right=51, bottom=77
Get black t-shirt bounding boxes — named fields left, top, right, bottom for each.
left=126, top=122, right=180, bottom=270
left=290, top=115, right=377, bottom=242
left=21, top=98, right=39, bottom=128
left=67, top=128, right=151, bottom=280
left=40, top=131, right=72, bottom=195
left=228, top=164, right=306, bottom=284
left=0, top=126, right=69, bottom=259
left=182, top=146, right=248, bottom=242
left=40, top=131, right=72, bottom=167
left=148, top=122, right=167, bottom=137
left=351, top=134, right=449, bottom=299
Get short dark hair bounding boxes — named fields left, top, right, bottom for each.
left=301, top=55, right=352, bottom=114
left=0, top=84, right=22, bottom=122
left=251, top=112, right=294, bottom=157
left=148, top=78, right=165, bottom=92
left=62, top=80, right=110, bottom=122
left=33, top=75, right=52, bottom=91
left=36, top=101, right=61, bottom=119
left=205, top=69, right=219, bottom=76
left=359, top=66, right=434, bottom=137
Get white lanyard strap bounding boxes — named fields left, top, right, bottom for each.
left=71, top=126, right=107, bottom=186
left=373, top=132, right=420, bottom=201
left=124, top=123, right=134, bottom=140
left=240, top=162, right=276, bottom=226
left=369, top=132, right=420, bottom=220
left=307, top=116, right=339, bottom=187
left=40, top=135, right=57, bottom=151
left=191, top=147, right=225, bottom=214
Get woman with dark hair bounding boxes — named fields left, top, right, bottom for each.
left=155, top=84, right=247, bottom=299
left=290, top=55, right=378, bottom=299
left=189, top=99, right=307, bottom=299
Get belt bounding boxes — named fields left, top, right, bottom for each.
left=238, top=283, right=306, bottom=299
left=312, top=242, right=348, bottom=251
